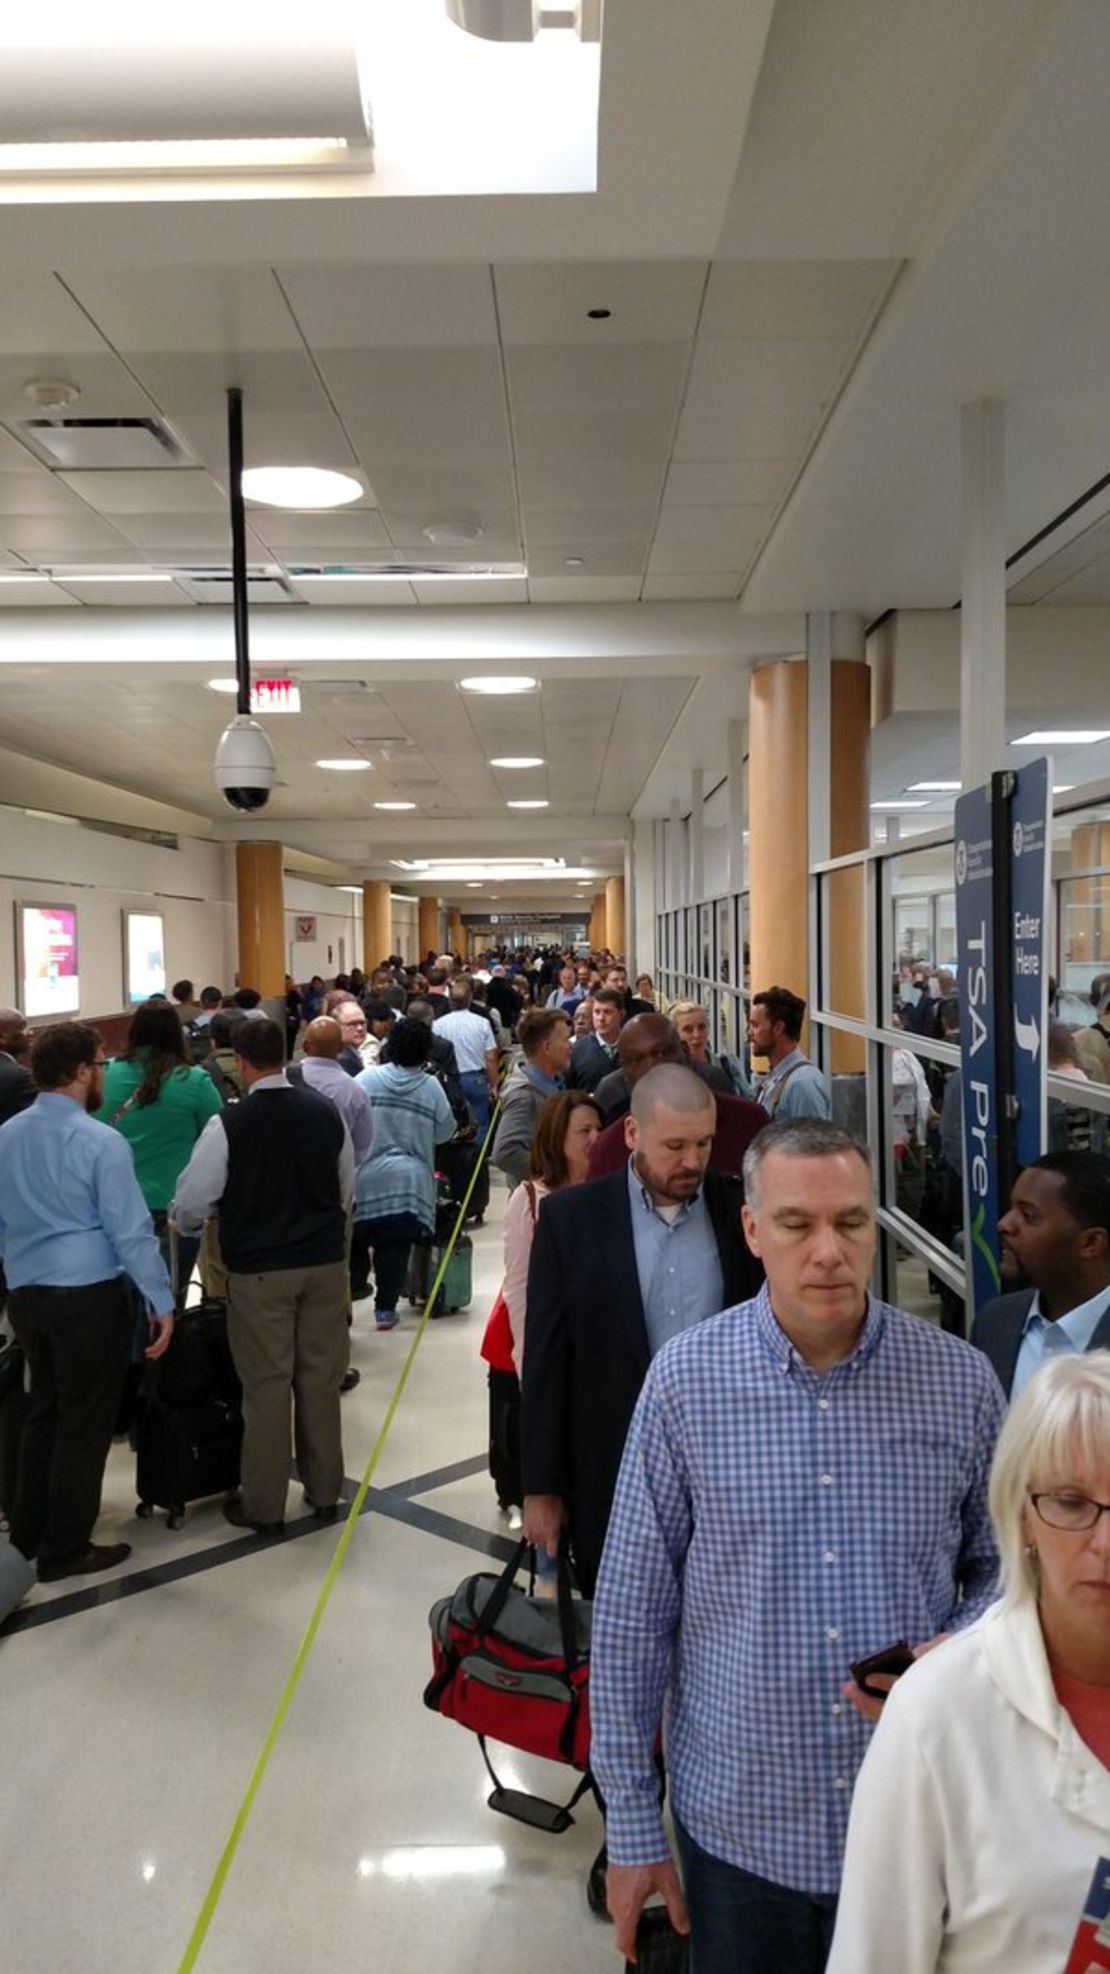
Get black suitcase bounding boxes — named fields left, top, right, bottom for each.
left=135, top=1396, right=243, bottom=1530
left=134, top=1300, right=242, bottom=1527
left=436, top=1140, right=491, bottom=1226
left=487, top=1366, right=522, bottom=1511
left=0, top=1336, right=27, bottom=1524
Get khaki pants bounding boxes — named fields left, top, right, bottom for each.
left=227, top=1262, right=348, bottom=1523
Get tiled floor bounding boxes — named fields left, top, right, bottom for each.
left=0, top=1181, right=614, bottom=1974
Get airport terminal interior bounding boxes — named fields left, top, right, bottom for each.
left=4, top=3, right=1110, bottom=1969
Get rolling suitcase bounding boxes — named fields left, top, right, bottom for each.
left=406, top=1234, right=473, bottom=1316
left=0, top=1334, right=28, bottom=1525
left=134, top=1298, right=243, bottom=1528
left=437, top=1139, right=491, bottom=1227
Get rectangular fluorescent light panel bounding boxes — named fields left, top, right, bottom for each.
left=908, top=781, right=960, bottom=792
left=871, top=801, right=929, bottom=811
left=1011, top=731, right=1110, bottom=746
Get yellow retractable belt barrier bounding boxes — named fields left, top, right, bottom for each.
left=177, top=1097, right=503, bottom=1972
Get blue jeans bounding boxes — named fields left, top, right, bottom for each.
left=674, top=1815, right=837, bottom=1974
left=459, top=1070, right=491, bottom=1136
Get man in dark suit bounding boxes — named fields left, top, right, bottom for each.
left=566, top=987, right=624, bottom=1094
left=521, top=1063, right=763, bottom=1597
left=0, top=1009, right=35, bottom=1128
left=971, top=1150, right=1110, bottom=1397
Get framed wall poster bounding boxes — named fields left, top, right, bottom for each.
left=16, top=902, right=80, bottom=1017
left=123, top=909, right=166, bottom=1005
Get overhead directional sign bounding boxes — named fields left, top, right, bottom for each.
left=1010, top=756, right=1050, bottom=1168
left=954, top=781, right=1002, bottom=1315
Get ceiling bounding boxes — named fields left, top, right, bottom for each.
left=0, top=0, right=1108, bottom=903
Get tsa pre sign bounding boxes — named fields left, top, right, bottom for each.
left=1010, top=757, right=1050, bottom=1168
left=954, top=787, right=1001, bottom=1312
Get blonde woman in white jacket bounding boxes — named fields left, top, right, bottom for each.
left=828, top=1351, right=1110, bottom=1974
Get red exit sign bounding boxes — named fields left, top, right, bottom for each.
left=252, top=678, right=301, bottom=714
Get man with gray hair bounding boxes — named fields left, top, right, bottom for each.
left=590, top=1117, right=1006, bottom=1973
left=521, top=1064, right=761, bottom=1595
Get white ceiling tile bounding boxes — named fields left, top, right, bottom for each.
left=61, top=268, right=303, bottom=355
left=248, top=510, right=393, bottom=551
left=58, top=468, right=228, bottom=515
left=649, top=504, right=773, bottom=573
left=510, top=403, right=677, bottom=463
left=279, top=265, right=500, bottom=349
left=0, top=578, right=80, bottom=607
left=671, top=402, right=821, bottom=461
left=527, top=541, right=648, bottom=578
left=54, top=578, right=193, bottom=607
left=110, top=515, right=268, bottom=554
left=125, top=350, right=334, bottom=422
left=0, top=352, right=158, bottom=423
left=177, top=410, right=364, bottom=479
left=505, top=343, right=690, bottom=411
left=0, top=276, right=112, bottom=355
left=700, top=260, right=897, bottom=340
left=641, top=572, right=741, bottom=599
left=375, top=463, right=518, bottom=515
left=522, top=505, right=659, bottom=546
left=0, top=430, right=55, bottom=473
left=0, top=472, right=88, bottom=516
left=317, top=346, right=508, bottom=422
left=517, top=455, right=666, bottom=508
left=528, top=575, right=642, bottom=602
left=0, top=513, right=134, bottom=554
left=495, top=262, right=708, bottom=345
left=662, top=458, right=796, bottom=506
left=683, top=338, right=853, bottom=419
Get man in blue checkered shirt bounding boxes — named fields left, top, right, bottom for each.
left=590, top=1119, right=1006, bottom=1973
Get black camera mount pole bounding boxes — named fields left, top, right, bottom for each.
left=227, top=387, right=251, bottom=717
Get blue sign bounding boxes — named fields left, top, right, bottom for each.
left=954, top=783, right=1001, bottom=1314
left=1010, top=757, right=1050, bottom=1168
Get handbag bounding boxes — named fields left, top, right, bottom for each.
left=424, top=1539, right=594, bottom=1833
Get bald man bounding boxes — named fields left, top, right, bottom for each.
left=287, top=1018, right=374, bottom=1169
left=521, top=1063, right=762, bottom=1596
left=588, top=1012, right=766, bottom=1179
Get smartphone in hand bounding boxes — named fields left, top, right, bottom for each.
left=849, top=1639, right=916, bottom=1699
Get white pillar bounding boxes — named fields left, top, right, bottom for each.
left=959, top=400, right=1007, bottom=791
left=689, top=768, right=705, bottom=904
left=806, top=612, right=833, bottom=872
left=633, top=818, right=656, bottom=979
left=727, top=718, right=747, bottom=894
left=668, top=797, right=684, bottom=910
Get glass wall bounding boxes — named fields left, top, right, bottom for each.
left=656, top=891, right=748, bottom=1055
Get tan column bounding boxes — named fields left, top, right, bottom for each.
left=748, top=659, right=870, bottom=1071
left=604, top=876, right=626, bottom=958
left=749, top=661, right=808, bottom=1016
left=362, top=880, right=392, bottom=970
left=589, top=894, right=606, bottom=952
left=236, top=842, right=285, bottom=996
left=447, top=909, right=465, bottom=958
left=418, top=896, right=439, bottom=960
left=827, top=660, right=870, bottom=1072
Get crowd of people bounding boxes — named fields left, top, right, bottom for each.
left=1, top=945, right=1109, bottom=1973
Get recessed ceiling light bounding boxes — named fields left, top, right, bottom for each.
left=563, top=556, right=585, bottom=569
left=375, top=800, right=417, bottom=811
left=908, top=781, right=960, bottom=792
left=490, top=756, right=545, bottom=769
left=207, top=678, right=240, bottom=693
left=466, top=882, right=482, bottom=888
left=507, top=799, right=549, bottom=809
left=317, top=758, right=371, bottom=772
left=870, top=801, right=930, bottom=811
left=241, top=467, right=363, bottom=511
left=1011, top=730, right=1110, bottom=746
left=460, top=676, right=538, bottom=695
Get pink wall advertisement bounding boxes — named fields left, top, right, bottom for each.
left=18, top=903, right=80, bottom=1018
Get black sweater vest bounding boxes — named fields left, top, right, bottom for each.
left=218, top=1087, right=345, bottom=1275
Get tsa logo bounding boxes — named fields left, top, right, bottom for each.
left=955, top=839, right=968, bottom=886
left=1013, top=820, right=1024, bottom=858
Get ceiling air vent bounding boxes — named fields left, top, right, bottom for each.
left=11, top=416, right=192, bottom=470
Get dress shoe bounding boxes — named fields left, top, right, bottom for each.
left=340, top=1367, right=361, bottom=1393
left=222, top=1496, right=284, bottom=1538
left=312, top=1504, right=340, bottom=1524
left=37, top=1541, right=132, bottom=1583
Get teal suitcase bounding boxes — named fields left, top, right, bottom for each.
left=408, top=1235, right=473, bottom=1315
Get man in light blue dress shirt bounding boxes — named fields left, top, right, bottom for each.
left=591, top=1118, right=1005, bottom=1974
left=971, top=1151, right=1110, bottom=1397
left=0, top=1021, right=174, bottom=1583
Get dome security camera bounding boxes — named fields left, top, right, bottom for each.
left=215, top=714, right=277, bottom=812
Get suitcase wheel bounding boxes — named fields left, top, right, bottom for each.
left=166, top=1510, right=186, bottom=1531
left=136, top=1501, right=154, bottom=1520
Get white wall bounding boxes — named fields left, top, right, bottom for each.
left=283, top=876, right=363, bottom=984
left=0, top=809, right=234, bottom=1017
left=390, top=896, right=419, bottom=963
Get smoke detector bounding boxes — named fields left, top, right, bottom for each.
left=23, top=377, right=81, bottom=409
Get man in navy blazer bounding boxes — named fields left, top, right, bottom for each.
left=520, top=1064, right=762, bottom=1596
left=971, top=1150, right=1110, bottom=1397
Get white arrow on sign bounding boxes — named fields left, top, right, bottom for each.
left=1014, top=1010, right=1040, bottom=1060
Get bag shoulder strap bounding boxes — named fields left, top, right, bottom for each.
left=286, top=1062, right=305, bottom=1086
left=524, top=1180, right=539, bottom=1224
left=762, top=1060, right=802, bottom=1118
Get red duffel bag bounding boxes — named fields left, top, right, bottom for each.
left=423, top=1539, right=594, bottom=1831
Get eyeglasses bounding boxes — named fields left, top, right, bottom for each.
left=341, top=1019, right=367, bottom=1032
left=1029, top=1490, right=1110, bottom=1532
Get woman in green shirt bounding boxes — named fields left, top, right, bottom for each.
left=102, top=1000, right=224, bottom=1306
